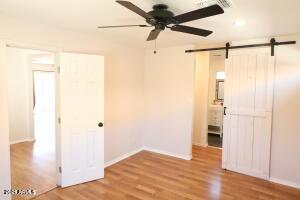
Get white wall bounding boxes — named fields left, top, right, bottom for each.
left=0, top=13, right=144, bottom=169
left=7, top=47, right=42, bottom=143
left=270, top=35, right=300, bottom=187
left=104, top=50, right=144, bottom=162
left=143, top=45, right=195, bottom=159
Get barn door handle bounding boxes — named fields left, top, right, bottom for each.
left=224, top=107, right=227, bottom=116
left=98, top=122, right=104, bottom=127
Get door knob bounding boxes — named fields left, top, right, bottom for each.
left=98, top=122, right=104, bottom=127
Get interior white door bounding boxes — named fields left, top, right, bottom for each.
left=222, top=48, right=274, bottom=179
left=59, top=53, right=104, bottom=187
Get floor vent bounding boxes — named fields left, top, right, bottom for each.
left=195, top=0, right=233, bottom=9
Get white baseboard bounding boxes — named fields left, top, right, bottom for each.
left=143, top=147, right=192, bottom=160
left=104, top=147, right=143, bottom=168
left=10, top=139, right=35, bottom=145
left=104, top=147, right=192, bottom=168
left=193, top=142, right=208, bottom=147
left=270, top=177, right=300, bottom=189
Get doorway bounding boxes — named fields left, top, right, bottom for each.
left=8, top=47, right=57, bottom=199
left=207, top=52, right=225, bottom=148
left=1, top=43, right=105, bottom=199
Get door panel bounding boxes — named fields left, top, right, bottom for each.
left=59, top=53, right=104, bottom=187
left=222, top=48, right=274, bottom=180
left=236, top=116, right=254, bottom=170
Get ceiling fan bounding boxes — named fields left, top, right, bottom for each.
left=98, top=1, right=224, bottom=41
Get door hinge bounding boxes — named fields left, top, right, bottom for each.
left=59, top=166, right=62, bottom=173
left=58, top=117, right=61, bottom=124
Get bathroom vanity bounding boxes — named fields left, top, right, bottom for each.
left=208, top=104, right=224, bottom=137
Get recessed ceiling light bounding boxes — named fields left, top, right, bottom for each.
left=234, top=20, right=246, bottom=27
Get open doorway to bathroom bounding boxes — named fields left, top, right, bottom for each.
left=193, top=50, right=225, bottom=149
left=207, top=51, right=225, bottom=148
left=8, top=47, right=57, bottom=199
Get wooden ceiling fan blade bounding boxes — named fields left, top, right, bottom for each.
left=147, top=29, right=161, bottom=41
left=98, top=25, right=150, bottom=28
left=173, top=5, right=224, bottom=24
left=116, top=1, right=154, bottom=20
left=171, top=25, right=213, bottom=37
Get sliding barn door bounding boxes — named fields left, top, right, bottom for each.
left=222, top=48, right=274, bottom=179
left=59, top=53, right=104, bottom=187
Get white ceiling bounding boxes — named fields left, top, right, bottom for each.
left=0, top=0, right=299, bottom=48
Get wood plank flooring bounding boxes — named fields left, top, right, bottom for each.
left=10, top=141, right=56, bottom=200
left=29, top=145, right=300, bottom=200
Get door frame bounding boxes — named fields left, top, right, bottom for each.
left=3, top=40, right=62, bottom=192
left=192, top=52, right=210, bottom=149
left=193, top=51, right=226, bottom=149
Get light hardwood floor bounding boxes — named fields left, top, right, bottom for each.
left=10, top=141, right=56, bottom=200
left=27, top=145, right=299, bottom=200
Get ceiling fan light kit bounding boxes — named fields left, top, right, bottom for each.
left=98, top=0, right=225, bottom=41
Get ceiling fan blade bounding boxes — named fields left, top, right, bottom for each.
left=116, top=1, right=154, bottom=20
left=173, top=5, right=224, bottom=24
left=147, top=29, right=161, bottom=41
left=171, top=25, right=213, bottom=37
left=98, top=25, right=150, bottom=28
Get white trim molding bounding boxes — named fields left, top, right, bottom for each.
left=270, top=177, right=300, bottom=189
left=143, top=147, right=192, bottom=160
left=104, top=147, right=192, bottom=169
left=193, top=142, right=208, bottom=147
left=104, top=148, right=144, bottom=168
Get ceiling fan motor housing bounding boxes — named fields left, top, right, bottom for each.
left=147, top=4, right=175, bottom=30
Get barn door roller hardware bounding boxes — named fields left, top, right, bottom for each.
left=185, top=38, right=296, bottom=58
